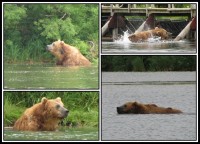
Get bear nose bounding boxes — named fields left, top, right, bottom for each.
left=117, top=107, right=123, bottom=114
left=64, top=109, right=69, bottom=116
left=46, top=46, right=50, bottom=50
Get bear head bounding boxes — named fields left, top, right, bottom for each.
left=153, top=27, right=172, bottom=39
left=117, top=101, right=143, bottom=114
left=46, top=40, right=65, bottom=60
left=41, top=97, right=69, bottom=119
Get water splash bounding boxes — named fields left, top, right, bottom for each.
left=114, top=30, right=132, bottom=44
left=147, top=36, right=161, bottom=43
left=114, top=30, right=186, bottom=44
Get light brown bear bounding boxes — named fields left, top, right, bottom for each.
left=128, top=27, right=171, bottom=42
left=117, top=101, right=182, bottom=114
left=46, top=40, right=91, bottom=66
left=13, top=97, right=69, bottom=131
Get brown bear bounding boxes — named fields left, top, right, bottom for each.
left=13, top=97, right=69, bottom=131
left=128, top=27, right=171, bottom=42
left=117, top=101, right=182, bottom=114
left=46, top=40, right=91, bottom=66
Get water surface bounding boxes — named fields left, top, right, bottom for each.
left=102, top=72, right=197, bottom=141
left=3, top=127, right=98, bottom=141
left=102, top=40, right=196, bottom=54
left=4, top=64, right=98, bottom=89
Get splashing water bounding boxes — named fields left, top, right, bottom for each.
left=114, top=30, right=163, bottom=44
left=147, top=36, right=161, bottom=43
left=114, top=30, right=186, bottom=44
left=114, top=31, right=132, bottom=44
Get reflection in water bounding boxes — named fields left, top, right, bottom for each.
left=4, top=64, right=98, bottom=89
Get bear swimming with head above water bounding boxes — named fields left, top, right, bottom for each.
left=117, top=101, right=182, bottom=114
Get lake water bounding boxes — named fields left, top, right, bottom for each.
left=102, top=72, right=197, bottom=141
left=3, top=64, right=98, bottom=89
left=3, top=127, right=98, bottom=141
left=102, top=39, right=196, bottom=54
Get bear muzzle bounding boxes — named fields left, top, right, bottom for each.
left=46, top=45, right=53, bottom=51
left=61, top=109, right=69, bottom=118
left=117, top=107, right=125, bottom=114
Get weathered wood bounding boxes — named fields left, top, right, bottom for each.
left=102, top=18, right=111, bottom=36
left=102, top=4, right=196, bottom=17
left=174, top=18, right=194, bottom=41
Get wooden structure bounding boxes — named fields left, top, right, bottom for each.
left=102, top=4, right=197, bottom=41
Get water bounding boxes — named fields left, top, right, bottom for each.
left=3, top=127, right=98, bottom=141
left=102, top=31, right=196, bottom=54
left=102, top=72, right=197, bottom=141
left=3, top=64, right=98, bottom=89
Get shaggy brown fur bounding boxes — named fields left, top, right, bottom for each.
left=13, top=97, right=69, bottom=131
left=46, top=40, right=91, bottom=66
left=128, top=27, right=171, bottom=42
left=117, top=101, right=182, bottom=114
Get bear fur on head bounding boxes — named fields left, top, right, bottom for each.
left=117, top=101, right=182, bottom=114
left=46, top=40, right=91, bottom=66
left=13, top=97, right=69, bottom=131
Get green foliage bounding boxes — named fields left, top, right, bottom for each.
left=101, top=56, right=196, bottom=72
left=4, top=98, right=25, bottom=126
left=4, top=4, right=27, bottom=30
left=3, top=3, right=98, bottom=64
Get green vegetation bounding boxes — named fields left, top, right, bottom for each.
left=4, top=92, right=99, bottom=128
left=4, top=4, right=98, bottom=64
left=101, top=56, right=196, bottom=72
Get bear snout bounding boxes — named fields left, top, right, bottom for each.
left=62, top=109, right=69, bottom=118
left=46, top=45, right=52, bottom=51
left=117, top=107, right=124, bottom=114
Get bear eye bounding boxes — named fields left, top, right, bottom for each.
left=56, top=104, right=60, bottom=109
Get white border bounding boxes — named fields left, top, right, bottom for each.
left=2, top=2, right=198, bottom=143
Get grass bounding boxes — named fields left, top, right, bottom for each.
left=64, top=109, right=98, bottom=128
left=4, top=98, right=25, bottom=126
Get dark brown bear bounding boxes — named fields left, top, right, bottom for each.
left=117, top=101, right=182, bottom=114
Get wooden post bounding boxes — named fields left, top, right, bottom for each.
left=174, top=18, right=194, bottom=41
left=112, top=28, right=118, bottom=40
left=102, top=18, right=111, bottom=36
left=135, top=21, right=146, bottom=34
left=128, top=4, right=130, bottom=13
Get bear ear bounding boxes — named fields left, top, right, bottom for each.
left=132, top=101, right=138, bottom=106
left=55, top=97, right=61, bottom=102
left=41, top=97, right=48, bottom=104
left=60, top=41, right=65, bottom=45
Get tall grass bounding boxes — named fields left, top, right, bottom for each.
left=4, top=98, right=25, bottom=126
left=4, top=39, right=98, bottom=64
